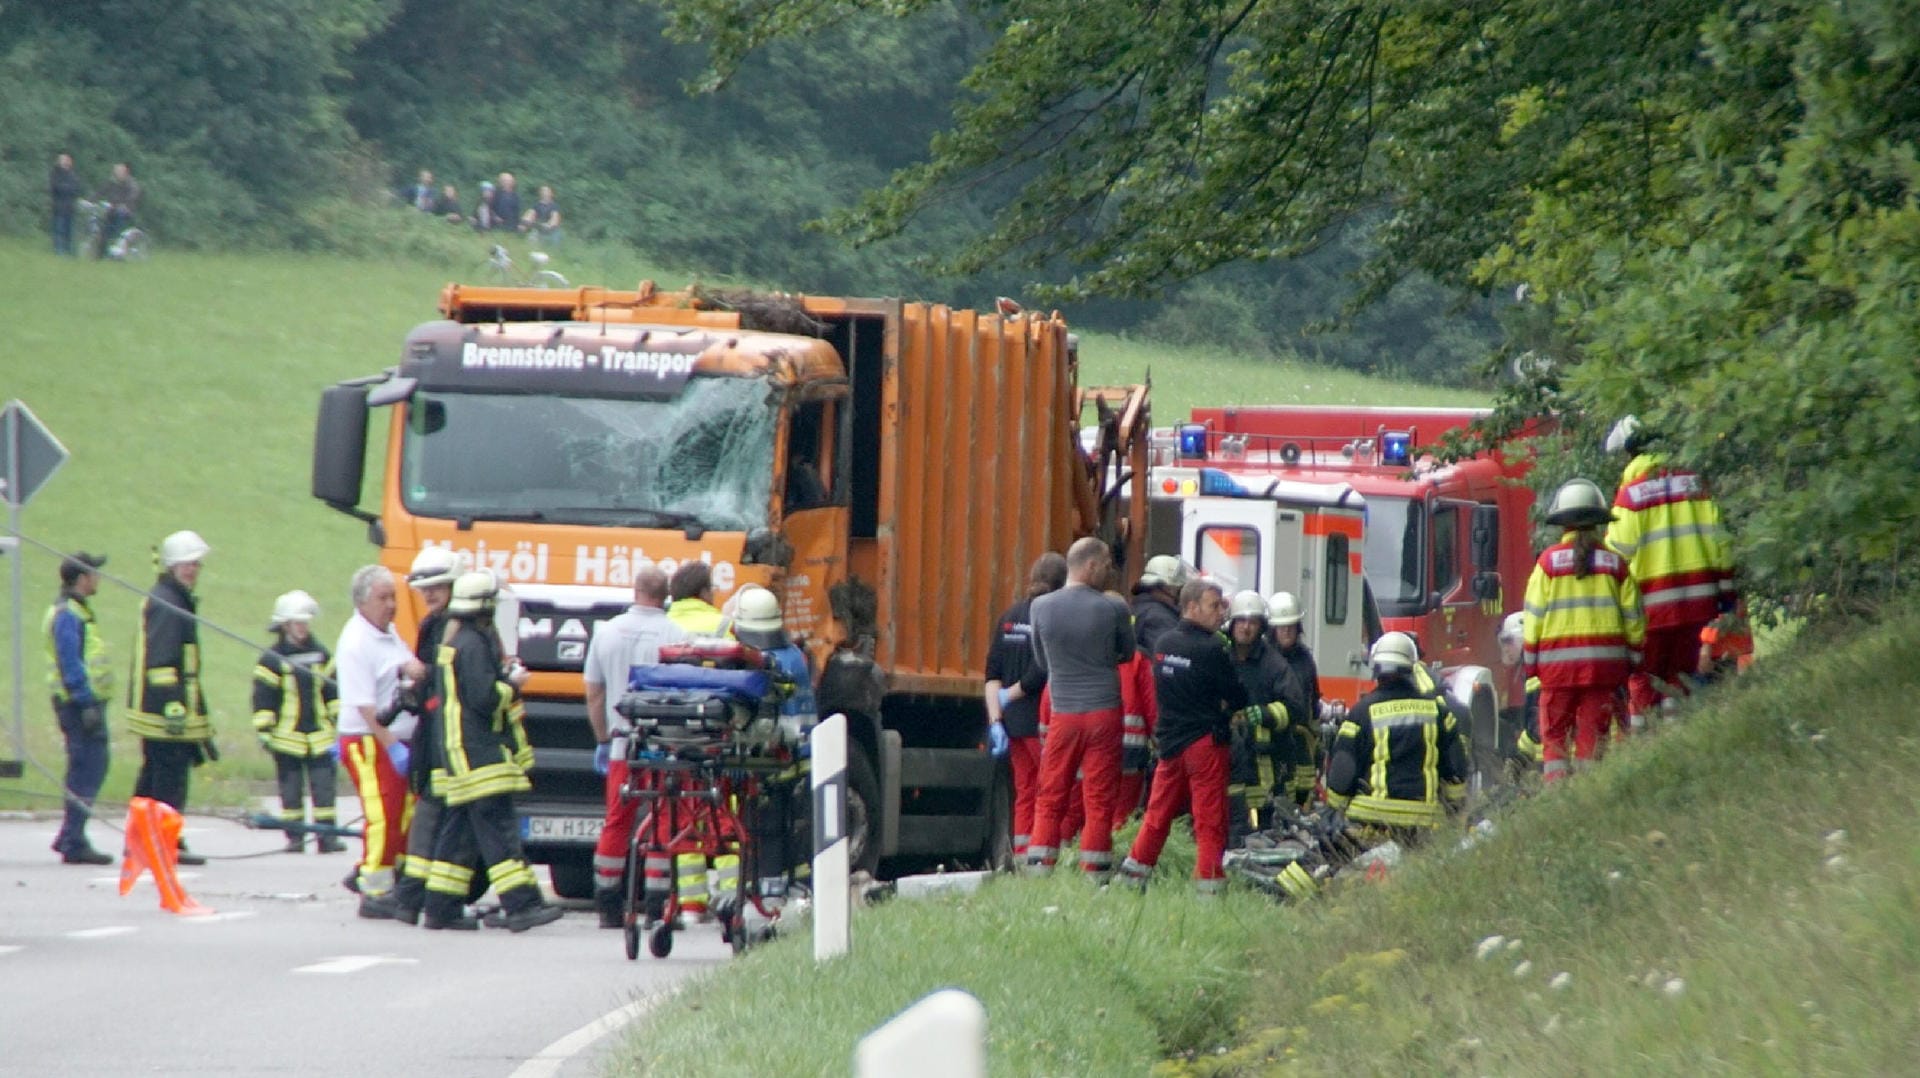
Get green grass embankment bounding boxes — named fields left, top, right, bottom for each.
left=624, top=610, right=1919, bottom=1076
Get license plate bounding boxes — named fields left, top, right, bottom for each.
left=520, top=815, right=603, bottom=842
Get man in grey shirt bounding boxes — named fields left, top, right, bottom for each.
left=582, top=566, right=689, bottom=925
left=1020, top=537, right=1136, bottom=880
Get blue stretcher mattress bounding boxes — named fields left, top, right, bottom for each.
left=627, top=664, right=771, bottom=704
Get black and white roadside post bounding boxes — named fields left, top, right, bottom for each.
left=1, top=400, right=71, bottom=779
left=811, top=712, right=850, bottom=962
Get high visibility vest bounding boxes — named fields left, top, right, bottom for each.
left=43, top=594, right=111, bottom=704
left=667, top=598, right=730, bottom=637
left=1522, top=533, right=1645, bottom=689
left=1605, top=453, right=1734, bottom=629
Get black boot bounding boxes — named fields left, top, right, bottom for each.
left=596, top=890, right=625, bottom=930
left=284, top=833, right=306, bottom=853
left=315, top=836, right=346, bottom=854
left=504, top=902, right=564, bottom=933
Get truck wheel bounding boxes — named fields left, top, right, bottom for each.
left=845, top=742, right=881, bottom=877
left=547, top=857, right=595, bottom=900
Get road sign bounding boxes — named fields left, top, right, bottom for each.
left=1, top=400, right=69, bottom=509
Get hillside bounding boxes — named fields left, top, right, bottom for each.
left=622, top=610, right=1918, bottom=1075
left=0, top=237, right=1476, bottom=812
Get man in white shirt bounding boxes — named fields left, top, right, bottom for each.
left=333, top=565, right=424, bottom=917
left=582, top=566, right=689, bottom=927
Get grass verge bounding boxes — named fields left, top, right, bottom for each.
left=621, top=609, right=1917, bottom=1076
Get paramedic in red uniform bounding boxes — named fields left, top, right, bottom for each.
left=984, top=553, right=1068, bottom=860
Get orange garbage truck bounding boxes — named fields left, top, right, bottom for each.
left=310, top=283, right=1147, bottom=894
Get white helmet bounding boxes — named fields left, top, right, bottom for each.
left=1604, top=415, right=1643, bottom=455
left=1370, top=631, right=1419, bottom=675
left=447, top=570, right=500, bottom=615
left=269, top=589, right=320, bottom=630
left=158, top=530, right=210, bottom=568
left=407, top=547, right=466, bottom=589
left=1498, top=611, right=1526, bottom=645
left=1138, top=554, right=1192, bottom=590
left=732, top=585, right=784, bottom=634
left=1266, top=591, right=1303, bottom=627
left=1543, top=478, right=1617, bottom=528
left=1227, top=590, right=1269, bottom=623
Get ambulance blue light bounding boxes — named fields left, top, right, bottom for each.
left=1198, top=468, right=1246, bottom=496
left=1381, top=430, right=1413, bottom=467
left=1178, top=424, right=1208, bottom=459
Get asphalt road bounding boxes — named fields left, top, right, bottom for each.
left=0, top=802, right=723, bottom=1078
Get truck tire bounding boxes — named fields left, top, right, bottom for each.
left=547, top=857, right=595, bottom=900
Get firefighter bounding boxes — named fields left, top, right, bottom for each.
left=1496, top=611, right=1543, bottom=772
left=46, top=551, right=112, bottom=865
left=729, top=585, right=817, bottom=909
left=1117, top=578, right=1248, bottom=894
left=252, top=590, right=343, bottom=853
left=1524, top=478, right=1645, bottom=781
left=1603, top=415, right=1735, bottom=729
left=1129, top=555, right=1191, bottom=654
left=1324, top=632, right=1469, bottom=843
left=1266, top=592, right=1323, bottom=807
left=389, top=547, right=468, bottom=924
left=1224, top=591, right=1304, bottom=846
left=667, top=561, right=731, bottom=637
left=129, top=530, right=213, bottom=865
left=419, top=571, right=563, bottom=932
left=582, top=566, right=689, bottom=927
left=984, top=553, right=1068, bottom=859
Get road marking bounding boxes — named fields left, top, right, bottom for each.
left=180, top=911, right=257, bottom=924
left=292, top=954, right=422, bottom=975
left=508, top=991, right=679, bottom=1078
left=67, top=926, right=136, bottom=940
left=0, top=945, right=22, bottom=957
left=91, top=871, right=203, bottom=888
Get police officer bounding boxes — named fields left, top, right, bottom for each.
left=985, top=552, right=1068, bottom=860
left=1129, top=555, right=1191, bottom=654
left=419, top=572, right=563, bottom=931
left=1117, top=579, right=1250, bottom=894
left=1224, top=591, right=1304, bottom=846
left=45, top=551, right=112, bottom=864
left=1324, top=632, right=1469, bottom=844
left=252, top=590, right=343, bottom=853
left=130, top=530, right=213, bottom=865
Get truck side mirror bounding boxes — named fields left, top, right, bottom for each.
left=312, top=385, right=369, bottom=510
left=1471, top=504, right=1500, bottom=571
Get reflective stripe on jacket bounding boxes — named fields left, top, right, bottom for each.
left=435, top=621, right=532, bottom=806
left=252, top=639, right=339, bottom=757
left=1605, top=454, right=1734, bottom=629
left=1522, top=533, right=1645, bottom=689
left=128, top=574, right=210, bottom=741
left=1324, top=682, right=1467, bottom=827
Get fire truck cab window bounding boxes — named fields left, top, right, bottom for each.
left=1432, top=504, right=1461, bottom=601
left=1362, top=496, right=1427, bottom=617
left=785, top=401, right=835, bottom=511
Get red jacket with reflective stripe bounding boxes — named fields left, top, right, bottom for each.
left=1605, top=454, right=1734, bottom=629
left=1522, top=535, right=1645, bottom=689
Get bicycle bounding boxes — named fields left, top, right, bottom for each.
left=478, top=243, right=568, bottom=288
left=76, top=199, right=149, bottom=261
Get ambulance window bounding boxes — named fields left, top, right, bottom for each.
left=1325, top=534, right=1350, bottom=625
left=1196, top=526, right=1260, bottom=593
left=1432, top=505, right=1461, bottom=599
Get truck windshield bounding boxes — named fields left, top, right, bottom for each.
left=400, top=381, right=776, bottom=531
left=1362, top=496, right=1427, bottom=616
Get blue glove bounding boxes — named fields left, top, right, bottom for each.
left=384, top=740, right=410, bottom=774
left=594, top=742, right=612, bottom=776
left=996, top=687, right=1015, bottom=711
left=987, top=722, right=1010, bottom=758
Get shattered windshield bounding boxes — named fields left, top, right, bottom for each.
left=400, top=381, right=776, bottom=531
left=1362, top=496, right=1427, bottom=617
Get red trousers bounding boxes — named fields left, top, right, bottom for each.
left=1061, top=769, right=1143, bottom=839
left=1127, top=738, right=1229, bottom=880
left=339, top=733, right=412, bottom=891
left=593, top=757, right=640, bottom=893
left=1028, top=707, right=1122, bottom=874
left=1629, top=621, right=1710, bottom=716
left=1008, top=736, right=1042, bottom=858
left=1537, top=685, right=1621, bottom=781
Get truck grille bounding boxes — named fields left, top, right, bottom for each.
left=514, top=600, right=631, bottom=673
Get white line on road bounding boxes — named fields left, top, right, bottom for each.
left=179, top=911, right=258, bottom=924
left=507, top=991, right=679, bottom=1078
left=66, top=926, right=136, bottom=940
left=292, top=954, right=422, bottom=975
left=0, top=945, right=22, bottom=957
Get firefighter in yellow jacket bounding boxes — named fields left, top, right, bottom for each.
left=419, top=572, right=562, bottom=932
left=129, top=530, right=213, bottom=864
left=252, top=590, right=343, bottom=853
left=1324, top=633, right=1468, bottom=843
